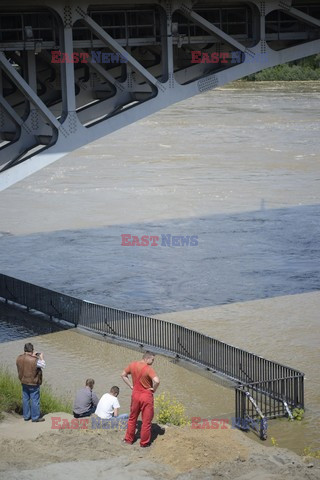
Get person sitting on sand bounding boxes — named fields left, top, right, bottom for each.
left=73, top=378, right=99, bottom=418
left=94, top=386, right=128, bottom=423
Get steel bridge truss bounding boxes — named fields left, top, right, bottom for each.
left=0, top=0, right=319, bottom=190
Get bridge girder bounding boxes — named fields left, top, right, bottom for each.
left=0, top=0, right=319, bottom=190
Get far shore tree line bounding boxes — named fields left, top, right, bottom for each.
left=243, top=54, right=320, bottom=81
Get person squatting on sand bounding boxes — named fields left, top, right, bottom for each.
left=73, top=378, right=99, bottom=418
left=16, top=342, right=46, bottom=422
left=121, top=351, right=160, bottom=447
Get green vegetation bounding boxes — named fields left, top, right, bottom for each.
left=271, top=435, right=320, bottom=458
left=0, top=368, right=22, bottom=419
left=40, top=383, right=73, bottom=416
left=244, top=54, right=320, bottom=81
left=0, top=366, right=72, bottom=420
left=270, top=436, right=279, bottom=447
left=303, top=447, right=320, bottom=459
left=291, top=408, right=304, bottom=421
left=154, top=392, right=190, bottom=426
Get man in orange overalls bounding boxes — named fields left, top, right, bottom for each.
left=121, top=351, right=160, bottom=447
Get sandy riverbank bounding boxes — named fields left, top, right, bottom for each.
left=0, top=412, right=319, bottom=480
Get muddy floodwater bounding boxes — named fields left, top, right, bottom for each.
left=0, top=82, right=319, bottom=454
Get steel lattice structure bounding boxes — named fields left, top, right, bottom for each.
left=0, top=0, right=319, bottom=190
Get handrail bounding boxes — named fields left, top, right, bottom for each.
left=0, top=272, right=304, bottom=420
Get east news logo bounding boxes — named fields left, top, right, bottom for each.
left=121, top=234, right=199, bottom=247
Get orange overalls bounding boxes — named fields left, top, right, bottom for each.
left=124, top=364, right=154, bottom=447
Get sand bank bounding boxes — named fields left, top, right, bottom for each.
left=0, top=412, right=319, bottom=479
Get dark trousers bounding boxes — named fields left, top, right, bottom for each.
left=73, top=405, right=96, bottom=418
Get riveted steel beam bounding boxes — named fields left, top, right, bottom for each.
left=76, top=7, right=163, bottom=91
left=179, top=3, right=248, bottom=53
left=0, top=0, right=319, bottom=190
left=0, top=53, right=61, bottom=130
left=278, top=2, right=320, bottom=28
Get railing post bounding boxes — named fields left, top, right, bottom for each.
left=294, top=376, right=299, bottom=407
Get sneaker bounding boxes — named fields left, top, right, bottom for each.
left=32, top=417, right=45, bottom=422
left=24, top=418, right=31, bottom=421
left=140, top=444, right=151, bottom=448
left=122, top=439, right=132, bottom=445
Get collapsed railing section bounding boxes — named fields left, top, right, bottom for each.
left=235, top=375, right=304, bottom=439
left=0, top=273, right=304, bottom=438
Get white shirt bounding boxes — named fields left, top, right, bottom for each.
left=95, top=393, right=120, bottom=419
left=37, top=359, right=46, bottom=369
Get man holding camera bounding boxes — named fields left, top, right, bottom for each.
left=16, top=342, right=46, bottom=422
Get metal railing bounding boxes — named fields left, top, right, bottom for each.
left=236, top=376, right=304, bottom=416
left=0, top=273, right=304, bottom=437
left=235, top=375, right=304, bottom=439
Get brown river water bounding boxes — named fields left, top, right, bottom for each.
left=0, top=81, right=319, bottom=454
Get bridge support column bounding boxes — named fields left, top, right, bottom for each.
left=161, top=1, right=175, bottom=88
left=260, top=1, right=267, bottom=56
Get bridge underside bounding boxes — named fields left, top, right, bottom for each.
left=0, top=0, right=319, bottom=190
